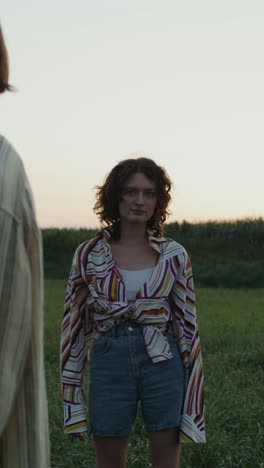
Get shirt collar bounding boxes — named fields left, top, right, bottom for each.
left=100, top=225, right=168, bottom=254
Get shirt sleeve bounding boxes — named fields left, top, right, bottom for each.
left=60, top=245, right=93, bottom=434
left=0, top=162, right=32, bottom=434
left=0, top=148, right=50, bottom=466
left=170, top=251, right=205, bottom=443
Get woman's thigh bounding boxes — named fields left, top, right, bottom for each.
left=89, top=333, right=138, bottom=437
left=140, top=333, right=185, bottom=432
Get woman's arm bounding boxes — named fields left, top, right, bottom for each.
left=0, top=140, right=50, bottom=466
left=60, top=243, right=93, bottom=434
left=0, top=176, right=31, bottom=434
left=170, top=251, right=205, bottom=443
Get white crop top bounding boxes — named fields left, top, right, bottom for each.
left=119, top=267, right=155, bottom=305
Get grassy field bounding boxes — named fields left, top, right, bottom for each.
left=45, top=279, right=264, bottom=467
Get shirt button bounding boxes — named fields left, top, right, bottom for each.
left=128, top=326, right=133, bottom=331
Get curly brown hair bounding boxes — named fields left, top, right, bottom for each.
left=94, top=157, right=172, bottom=237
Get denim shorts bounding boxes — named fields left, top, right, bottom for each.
left=89, top=322, right=185, bottom=437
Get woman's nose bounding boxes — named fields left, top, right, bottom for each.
left=135, top=191, right=144, bottom=203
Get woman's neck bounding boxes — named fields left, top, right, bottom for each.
left=118, top=222, right=148, bottom=246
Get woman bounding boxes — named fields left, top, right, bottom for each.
left=60, top=158, right=205, bottom=468
left=0, top=25, right=50, bottom=468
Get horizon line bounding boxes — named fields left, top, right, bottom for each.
left=40, top=215, right=264, bottom=230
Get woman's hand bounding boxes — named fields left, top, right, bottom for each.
left=70, top=432, right=85, bottom=441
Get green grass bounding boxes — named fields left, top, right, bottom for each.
left=45, top=280, right=264, bottom=467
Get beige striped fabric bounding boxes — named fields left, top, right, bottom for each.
left=0, top=135, right=50, bottom=468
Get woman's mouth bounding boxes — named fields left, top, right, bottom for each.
left=131, top=210, right=145, bottom=215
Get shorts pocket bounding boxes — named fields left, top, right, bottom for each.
left=92, top=335, right=112, bottom=357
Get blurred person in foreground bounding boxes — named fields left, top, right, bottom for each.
left=60, top=157, right=205, bottom=468
left=0, top=25, right=50, bottom=467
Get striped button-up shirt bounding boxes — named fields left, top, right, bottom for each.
left=61, top=227, right=205, bottom=443
left=0, top=135, right=50, bottom=467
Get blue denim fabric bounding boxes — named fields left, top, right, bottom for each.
left=89, top=323, right=185, bottom=437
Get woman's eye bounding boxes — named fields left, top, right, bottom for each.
left=144, top=191, right=156, bottom=198
left=127, top=189, right=137, bottom=196
left=122, top=188, right=156, bottom=198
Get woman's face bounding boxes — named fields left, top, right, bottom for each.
left=119, top=172, right=157, bottom=226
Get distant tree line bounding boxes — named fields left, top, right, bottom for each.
left=42, top=218, right=264, bottom=288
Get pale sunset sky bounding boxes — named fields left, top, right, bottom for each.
left=1, top=0, right=264, bottom=229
